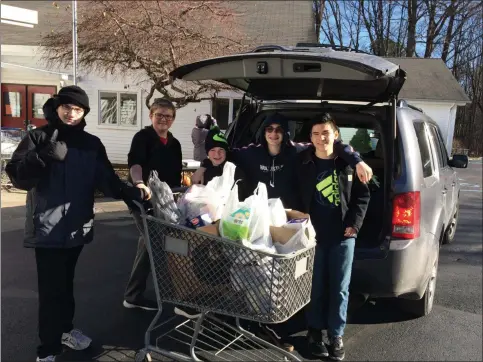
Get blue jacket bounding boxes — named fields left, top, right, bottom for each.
left=5, top=98, right=142, bottom=248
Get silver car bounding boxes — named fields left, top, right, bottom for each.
left=171, top=44, right=469, bottom=317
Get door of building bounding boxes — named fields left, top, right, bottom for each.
left=1, top=84, right=57, bottom=129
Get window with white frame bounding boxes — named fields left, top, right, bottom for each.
left=99, top=91, right=138, bottom=126
left=211, top=98, right=249, bottom=130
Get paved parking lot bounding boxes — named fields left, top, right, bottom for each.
left=1, top=160, right=481, bottom=361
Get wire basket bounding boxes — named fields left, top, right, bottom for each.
left=142, top=215, right=315, bottom=325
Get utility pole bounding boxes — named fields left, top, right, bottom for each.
left=72, top=0, right=78, bottom=85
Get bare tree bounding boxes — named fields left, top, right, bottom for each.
left=313, top=0, right=326, bottom=43
left=406, top=0, right=418, bottom=56
left=42, top=1, right=248, bottom=108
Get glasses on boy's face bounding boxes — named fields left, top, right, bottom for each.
left=265, top=126, right=284, bottom=134
left=61, top=104, right=84, bottom=115
left=153, top=113, right=174, bottom=121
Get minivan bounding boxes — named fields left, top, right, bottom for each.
left=170, top=44, right=469, bottom=317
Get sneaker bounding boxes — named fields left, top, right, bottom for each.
left=36, top=356, right=56, bottom=362
left=61, top=329, right=92, bottom=350
left=123, top=298, right=158, bottom=311
left=256, top=323, right=294, bottom=353
left=307, top=328, right=329, bottom=358
left=174, top=306, right=202, bottom=319
left=328, top=335, right=345, bottom=361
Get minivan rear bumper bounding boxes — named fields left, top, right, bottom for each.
left=351, top=236, right=435, bottom=299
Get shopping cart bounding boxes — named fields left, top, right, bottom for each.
left=132, top=199, right=316, bottom=362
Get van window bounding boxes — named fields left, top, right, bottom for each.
left=428, top=125, right=447, bottom=168
left=430, top=125, right=449, bottom=166
left=413, top=122, right=434, bottom=178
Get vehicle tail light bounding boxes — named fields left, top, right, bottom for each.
left=392, top=192, right=420, bottom=239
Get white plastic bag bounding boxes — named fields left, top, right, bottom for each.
left=148, top=171, right=181, bottom=223
left=219, top=182, right=274, bottom=252
left=206, top=162, right=236, bottom=204
left=268, top=198, right=287, bottom=227
left=273, top=218, right=317, bottom=254
left=177, top=162, right=237, bottom=222
left=177, top=184, right=220, bottom=222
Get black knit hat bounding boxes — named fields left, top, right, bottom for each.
left=205, top=127, right=229, bottom=153
left=57, top=85, right=90, bottom=115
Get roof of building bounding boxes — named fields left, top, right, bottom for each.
left=0, top=1, right=317, bottom=48
left=385, top=57, right=470, bottom=103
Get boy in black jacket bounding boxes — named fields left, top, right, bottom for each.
left=201, top=127, right=248, bottom=200
left=296, top=114, right=370, bottom=360
left=5, top=86, right=146, bottom=362
left=123, top=98, right=182, bottom=311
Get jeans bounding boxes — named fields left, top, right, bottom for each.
left=35, top=246, right=83, bottom=358
left=306, top=238, right=355, bottom=337
left=124, top=210, right=151, bottom=302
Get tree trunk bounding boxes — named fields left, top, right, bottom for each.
left=442, top=0, right=457, bottom=62
left=406, top=0, right=417, bottom=56
left=314, top=0, right=326, bottom=42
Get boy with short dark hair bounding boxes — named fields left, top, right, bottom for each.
left=296, top=113, right=371, bottom=360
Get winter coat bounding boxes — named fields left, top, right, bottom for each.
left=192, top=127, right=209, bottom=162
left=5, top=98, right=142, bottom=249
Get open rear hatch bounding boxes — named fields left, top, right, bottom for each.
left=171, top=46, right=407, bottom=254
left=170, top=46, right=406, bottom=103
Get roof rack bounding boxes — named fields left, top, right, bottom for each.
left=295, top=43, right=371, bottom=54
left=397, top=99, right=424, bottom=113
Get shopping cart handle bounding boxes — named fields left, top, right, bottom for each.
left=132, top=200, right=147, bottom=216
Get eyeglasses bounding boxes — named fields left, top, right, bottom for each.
left=265, top=126, right=284, bottom=134
left=153, top=113, right=174, bottom=121
left=61, top=104, right=84, bottom=114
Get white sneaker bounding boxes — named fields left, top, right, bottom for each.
left=36, top=356, right=56, bottom=362
left=61, top=329, right=92, bottom=350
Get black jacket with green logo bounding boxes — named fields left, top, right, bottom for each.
left=296, top=146, right=371, bottom=238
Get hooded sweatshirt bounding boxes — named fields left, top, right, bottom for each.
left=229, top=113, right=301, bottom=208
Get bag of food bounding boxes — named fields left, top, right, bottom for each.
left=219, top=182, right=274, bottom=253
left=148, top=171, right=181, bottom=223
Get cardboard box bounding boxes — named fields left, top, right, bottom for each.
left=197, top=220, right=220, bottom=237
left=270, top=210, right=311, bottom=245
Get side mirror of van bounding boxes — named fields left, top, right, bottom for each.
left=449, top=154, right=469, bottom=168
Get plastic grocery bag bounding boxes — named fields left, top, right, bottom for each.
left=219, top=182, right=274, bottom=252
left=273, top=217, right=316, bottom=254
left=148, top=171, right=181, bottom=223
left=177, top=184, right=220, bottom=222
left=206, top=162, right=236, bottom=205
left=177, top=162, right=237, bottom=222
left=230, top=255, right=283, bottom=315
left=268, top=198, right=287, bottom=227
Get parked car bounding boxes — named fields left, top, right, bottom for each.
left=170, top=44, right=469, bottom=317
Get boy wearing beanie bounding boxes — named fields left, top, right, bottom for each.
left=202, top=127, right=248, bottom=199
left=5, top=86, right=147, bottom=362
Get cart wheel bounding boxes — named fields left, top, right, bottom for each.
left=134, top=349, right=152, bottom=362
